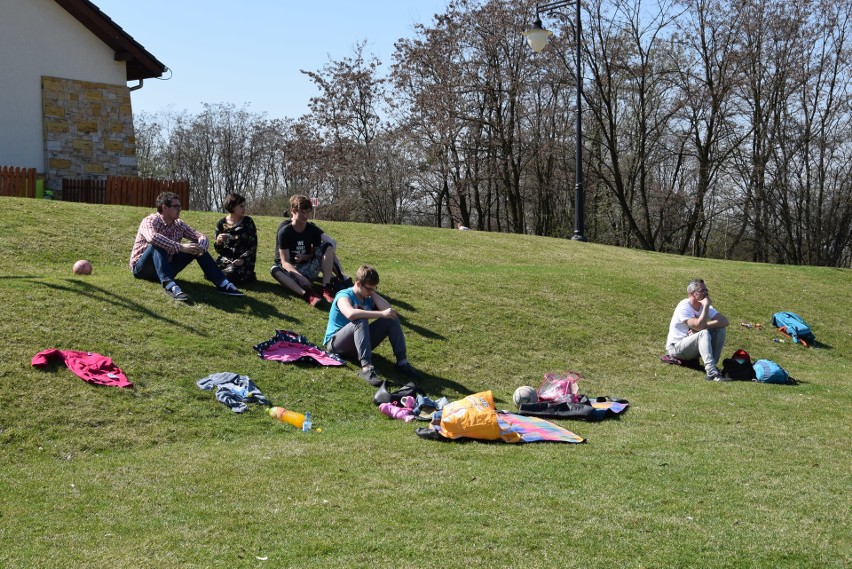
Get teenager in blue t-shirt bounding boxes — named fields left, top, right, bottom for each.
left=324, top=264, right=421, bottom=386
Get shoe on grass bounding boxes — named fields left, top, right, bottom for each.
left=302, top=289, right=322, bottom=307
left=217, top=282, right=245, bottom=296
left=358, top=367, right=383, bottom=387
left=321, top=285, right=336, bottom=303
left=705, top=369, right=731, bottom=382
left=165, top=284, right=191, bottom=303
left=395, top=362, right=422, bottom=380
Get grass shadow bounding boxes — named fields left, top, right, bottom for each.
left=379, top=288, right=444, bottom=341
left=242, top=280, right=292, bottom=295
left=378, top=292, right=416, bottom=312
left=36, top=279, right=202, bottom=335
left=371, top=357, right=473, bottom=398
left=398, top=315, right=446, bottom=341
left=179, top=281, right=298, bottom=322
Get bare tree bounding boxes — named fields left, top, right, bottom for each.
left=301, top=42, right=389, bottom=221
left=671, top=0, right=747, bottom=257
left=583, top=0, right=683, bottom=250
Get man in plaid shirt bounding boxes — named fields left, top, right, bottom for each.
left=130, top=192, right=244, bottom=302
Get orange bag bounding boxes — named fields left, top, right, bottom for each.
left=439, top=391, right=501, bottom=440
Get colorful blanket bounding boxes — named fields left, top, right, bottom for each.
left=497, top=412, right=585, bottom=444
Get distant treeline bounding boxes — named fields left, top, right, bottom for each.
left=134, top=0, right=852, bottom=268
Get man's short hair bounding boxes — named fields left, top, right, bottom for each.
left=289, top=194, right=312, bottom=212
left=356, top=264, right=379, bottom=286
left=156, top=191, right=180, bottom=213
left=687, top=279, right=706, bottom=295
left=224, top=192, right=246, bottom=213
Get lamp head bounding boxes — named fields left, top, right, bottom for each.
left=523, top=17, right=553, bottom=53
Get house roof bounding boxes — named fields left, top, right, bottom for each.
left=53, top=0, right=167, bottom=81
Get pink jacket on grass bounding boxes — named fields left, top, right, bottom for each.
left=32, top=349, right=133, bottom=388
left=253, top=330, right=344, bottom=366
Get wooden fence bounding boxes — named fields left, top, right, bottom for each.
left=0, top=166, right=37, bottom=198
left=62, top=176, right=190, bottom=209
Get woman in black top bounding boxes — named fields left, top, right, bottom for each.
left=213, top=193, right=258, bottom=284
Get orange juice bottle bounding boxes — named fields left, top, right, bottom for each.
left=268, top=406, right=305, bottom=429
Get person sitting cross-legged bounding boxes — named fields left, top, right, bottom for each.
left=323, top=264, right=421, bottom=387
left=130, top=191, right=244, bottom=303
left=270, top=194, right=345, bottom=307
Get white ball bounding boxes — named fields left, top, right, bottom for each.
left=73, top=259, right=92, bottom=275
left=513, top=385, right=538, bottom=408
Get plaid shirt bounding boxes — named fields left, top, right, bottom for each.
left=129, top=212, right=208, bottom=270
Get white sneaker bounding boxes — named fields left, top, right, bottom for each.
left=705, top=369, right=731, bottom=382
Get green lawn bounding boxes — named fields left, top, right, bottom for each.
left=0, top=197, right=849, bottom=568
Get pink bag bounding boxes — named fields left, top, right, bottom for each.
left=537, top=371, right=581, bottom=403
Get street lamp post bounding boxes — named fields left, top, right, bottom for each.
left=524, top=0, right=587, bottom=241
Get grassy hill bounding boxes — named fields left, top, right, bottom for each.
left=0, top=197, right=849, bottom=568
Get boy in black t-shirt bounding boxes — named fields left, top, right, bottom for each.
left=270, top=195, right=344, bottom=306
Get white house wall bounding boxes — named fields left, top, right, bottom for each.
left=0, top=0, right=128, bottom=170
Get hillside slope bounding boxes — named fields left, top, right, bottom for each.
left=0, top=197, right=849, bottom=568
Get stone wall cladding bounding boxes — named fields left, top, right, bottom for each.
left=41, top=76, right=138, bottom=191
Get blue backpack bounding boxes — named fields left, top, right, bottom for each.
left=752, top=359, right=791, bottom=384
left=771, top=311, right=816, bottom=347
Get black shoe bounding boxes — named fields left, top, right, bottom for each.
left=216, top=282, right=245, bottom=297
left=358, top=367, right=383, bottom=387
left=166, top=285, right=191, bottom=303
left=332, top=276, right=354, bottom=292
left=373, top=380, right=392, bottom=405
left=372, top=380, right=424, bottom=406
left=395, top=362, right=422, bottom=380
left=415, top=427, right=448, bottom=441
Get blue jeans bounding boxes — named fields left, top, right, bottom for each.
left=132, top=244, right=226, bottom=287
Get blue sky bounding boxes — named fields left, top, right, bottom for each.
left=92, top=0, right=450, bottom=120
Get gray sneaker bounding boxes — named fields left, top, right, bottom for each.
left=706, top=369, right=731, bottom=382
left=166, top=284, right=191, bottom=303
left=358, top=367, right=383, bottom=387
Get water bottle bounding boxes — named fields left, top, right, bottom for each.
left=302, top=411, right=313, bottom=432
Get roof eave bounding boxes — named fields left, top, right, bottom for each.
left=53, top=0, right=167, bottom=81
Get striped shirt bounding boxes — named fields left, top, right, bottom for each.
left=129, top=212, right=209, bottom=270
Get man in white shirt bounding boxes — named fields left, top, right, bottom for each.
left=665, top=279, right=730, bottom=381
